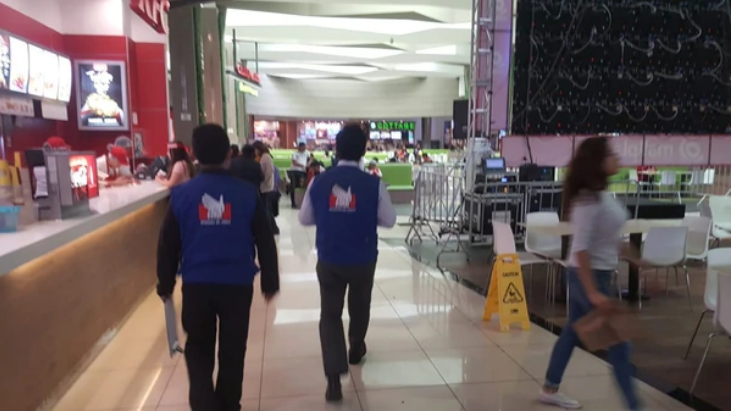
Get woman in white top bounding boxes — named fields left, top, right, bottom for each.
left=156, top=146, right=194, bottom=188
left=539, top=136, right=639, bottom=410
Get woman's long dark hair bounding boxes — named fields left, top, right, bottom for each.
left=169, top=147, right=195, bottom=179
left=252, top=141, right=270, bottom=157
left=563, top=136, right=612, bottom=217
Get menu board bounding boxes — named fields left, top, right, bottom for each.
left=57, top=57, right=72, bottom=102
left=43, top=51, right=59, bottom=100
left=76, top=61, right=129, bottom=131
left=0, top=35, right=8, bottom=91
left=8, top=37, right=28, bottom=93
left=27, top=44, right=44, bottom=97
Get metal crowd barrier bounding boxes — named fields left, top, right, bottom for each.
left=406, top=165, right=732, bottom=265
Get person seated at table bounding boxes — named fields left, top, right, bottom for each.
left=367, top=160, right=382, bottom=178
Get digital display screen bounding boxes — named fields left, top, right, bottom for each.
left=43, top=50, right=59, bottom=100
left=8, top=37, right=28, bottom=94
left=27, top=44, right=45, bottom=97
left=57, top=56, right=72, bottom=102
left=484, top=158, right=505, bottom=170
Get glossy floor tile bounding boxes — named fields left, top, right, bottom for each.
left=52, top=208, right=691, bottom=411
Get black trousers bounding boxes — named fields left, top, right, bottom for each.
left=182, top=284, right=253, bottom=411
left=261, top=191, right=280, bottom=233
left=316, top=260, right=376, bottom=376
left=287, top=170, right=307, bottom=207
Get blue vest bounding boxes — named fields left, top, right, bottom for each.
left=309, top=166, right=381, bottom=265
left=170, top=172, right=260, bottom=285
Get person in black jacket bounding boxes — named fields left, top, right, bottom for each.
left=229, top=144, right=264, bottom=188
left=157, top=125, right=279, bottom=411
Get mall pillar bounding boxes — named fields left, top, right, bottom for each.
left=169, top=5, right=226, bottom=146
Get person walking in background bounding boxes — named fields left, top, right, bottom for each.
left=230, top=144, right=264, bottom=188
left=157, top=124, right=279, bottom=411
left=538, top=136, right=639, bottom=410
left=298, top=124, right=396, bottom=402
left=156, top=143, right=195, bottom=188
left=229, top=144, right=240, bottom=158
left=287, top=142, right=309, bottom=208
left=253, top=141, right=280, bottom=234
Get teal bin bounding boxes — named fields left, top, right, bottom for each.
left=0, top=206, right=21, bottom=233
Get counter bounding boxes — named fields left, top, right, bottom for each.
left=0, top=182, right=170, bottom=410
left=0, top=182, right=169, bottom=274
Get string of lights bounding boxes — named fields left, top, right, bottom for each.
left=512, top=0, right=731, bottom=134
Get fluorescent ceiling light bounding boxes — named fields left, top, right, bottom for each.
left=259, top=62, right=378, bottom=75
left=416, top=45, right=458, bottom=55
left=394, top=63, right=440, bottom=72
left=226, top=10, right=470, bottom=36
left=265, top=44, right=402, bottom=59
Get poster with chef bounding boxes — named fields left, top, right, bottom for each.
left=75, top=60, right=129, bottom=131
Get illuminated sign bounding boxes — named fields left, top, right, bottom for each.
left=226, top=63, right=261, bottom=87
left=237, top=81, right=259, bottom=96
left=369, top=120, right=416, bottom=132
left=130, top=0, right=169, bottom=35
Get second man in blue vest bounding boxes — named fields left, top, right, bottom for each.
left=298, top=124, right=397, bottom=402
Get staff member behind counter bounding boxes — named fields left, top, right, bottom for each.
left=157, top=124, right=280, bottom=411
left=298, top=124, right=396, bottom=402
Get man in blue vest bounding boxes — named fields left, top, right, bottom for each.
left=298, top=124, right=397, bottom=402
left=157, top=124, right=279, bottom=411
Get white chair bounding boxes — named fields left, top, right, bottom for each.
left=709, top=195, right=732, bottom=246
left=491, top=221, right=546, bottom=297
left=681, top=216, right=712, bottom=263
left=690, top=271, right=731, bottom=395
left=655, top=170, right=681, bottom=203
left=684, top=248, right=731, bottom=359
left=524, top=212, right=562, bottom=260
left=638, top=226, right=691, bottom=310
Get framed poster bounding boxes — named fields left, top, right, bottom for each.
left=0, top=35, right=9, bottom=91
left=75, top=60, right=129, bottom=131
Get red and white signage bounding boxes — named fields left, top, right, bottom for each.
left=234, top=63, right=261, bottom=86
left=0, top=95, right=34, bottom=117
left=131, top=0, right=170, bottom=35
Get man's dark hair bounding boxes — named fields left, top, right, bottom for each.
left=298, top=142, right=306, bottom=149
left=335, top=124, right=367, bottom=161
left=241, top=144, right=256, bottom=160
left=192, top=124, right=230, bottom=166
left=230, top=144, right=240, bottom=158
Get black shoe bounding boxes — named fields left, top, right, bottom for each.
left=348, top=342, right=367, bottom=365
left=325, top=375, right=343, bottom=402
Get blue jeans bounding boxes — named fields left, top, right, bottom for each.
left=544, top=268, right=640, bottom=410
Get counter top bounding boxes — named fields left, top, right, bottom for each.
left=0, top=182, right=169, bottom=274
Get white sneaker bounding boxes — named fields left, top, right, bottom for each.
left=538, top=390, right=582, bottom=410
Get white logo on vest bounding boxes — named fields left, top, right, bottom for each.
left=329, top=185, right=356, bottom=212
left=199, top=193, right=232, bottom=225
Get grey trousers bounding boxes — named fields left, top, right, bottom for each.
left=316, top=260, right=377, bottom=376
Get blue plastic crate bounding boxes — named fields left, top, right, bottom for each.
left=0, top=206, right=22, bottom=233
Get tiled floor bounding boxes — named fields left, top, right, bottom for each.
left=53, top=210, right=692, bottom=411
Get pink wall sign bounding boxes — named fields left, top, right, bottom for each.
left=642, top=135, right=711, bottom=166
left=607, top=135, right=645, bottom=166
left=709, top=135, right=732, bottom=165
left=502, top=136, right=574, bottom=167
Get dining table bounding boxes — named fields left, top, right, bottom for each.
left=520, top=218, right=685, bottom=302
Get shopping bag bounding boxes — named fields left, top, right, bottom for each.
left=164, top=298, right=184, bottom=357
left=573, top=306, right=638, bottom=352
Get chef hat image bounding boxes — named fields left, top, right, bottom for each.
left=108, top=145, right=130, bottom=166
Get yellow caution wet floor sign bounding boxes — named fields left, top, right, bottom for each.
left=483, top=253, right=530, bottom=331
